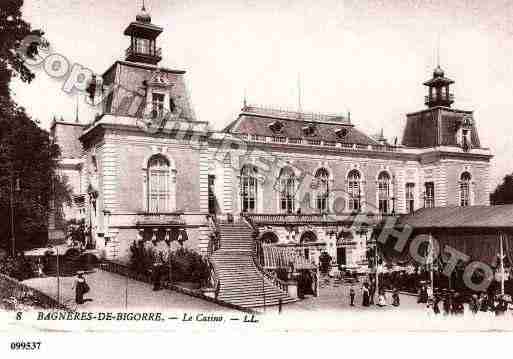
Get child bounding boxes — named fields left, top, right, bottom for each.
left=349, top=286, right=355, bottom=306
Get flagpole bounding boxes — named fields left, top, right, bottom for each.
left=375, top=241, right=379, bottom=299
left=429, top=233, right=434, bottom=295
left=500, top=232, right=505, bottom=296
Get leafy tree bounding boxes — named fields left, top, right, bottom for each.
left=0, top=1, right=70, bottom=253
left=490, top=173, right=513, bottom=205
left=0, top=0, right=46, bottom=97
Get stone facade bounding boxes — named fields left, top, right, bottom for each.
left=50, top=9, right=493, bottom=268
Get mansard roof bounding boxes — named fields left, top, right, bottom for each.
left=100, top=61, right=196, bottom=121
left=402, top=107, right=481, bottom=148
left=223, top=105, right=378, bottom=146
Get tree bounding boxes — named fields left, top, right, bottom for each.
left=0, top=1, right=70, bottom=252
left=0, top=0, right=46, bottom=98
left=490, top=173, right=513, bottom=205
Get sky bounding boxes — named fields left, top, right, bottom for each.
left=10, top=0, right=513, bottom=187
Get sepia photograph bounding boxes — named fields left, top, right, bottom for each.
left=2, top=0, right=513, bottom=348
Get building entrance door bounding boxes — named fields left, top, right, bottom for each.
left=337, top=247, right=346, bottom=265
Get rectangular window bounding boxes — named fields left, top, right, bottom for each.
left=149, top=170, right=169, bottom=213
left=378, top=181, right=390, bottom=214
left=460, top=182, right=470, bottom=207
left=208, top=175, right=216, bottom=214
left=152, top=93, right=165, bottom=118
left=348, top=180, right=361, bottom=212
left=405, top=183, right=415, bottom=214
left=280, top=178, right=295, bottom=213
left=135, top=38, right=150, bottom=54
left=424, top=182, right=435, bottom=208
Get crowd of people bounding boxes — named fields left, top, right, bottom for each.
left=348, top=274, right=511, bottom=317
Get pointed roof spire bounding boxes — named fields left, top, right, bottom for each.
left=136, top=0, right=151, bottom=23
left=436, top=32, right=440, bottom=68
left=243, top=88, right=247, bottom=108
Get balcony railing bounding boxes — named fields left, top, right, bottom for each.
left=238, top=133, right=402, bottom=153
left=125, top=46, right=162, bottom=60
left=135, top=212, right=185, bottom=226
left=242, top=212, right=397, bottom=226
left=242, top=213, right=335, bottom=225
left=424, top=93, right=454, bottom=105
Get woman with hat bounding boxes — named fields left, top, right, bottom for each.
left=72, top=271, right=89, bottom=304
left=362, top=282, right=370, bottom=307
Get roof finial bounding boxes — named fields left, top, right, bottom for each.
left=436, top=32, right=440, bottom=68
left=243, top=88, right=247, bottom=108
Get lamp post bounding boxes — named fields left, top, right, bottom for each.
left=48, top=245, right=60, bottom=305
left=10, top=177, right=21, bottom=257
left=499, top=232, right=505, bottom=296
left=429, top=233, right=434, bottom=297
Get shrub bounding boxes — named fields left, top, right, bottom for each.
left=0, top=255, right=36, bottom=280
left=170, top=248, right=210, bottom=284
left=129, top=242, right=210, bottom=285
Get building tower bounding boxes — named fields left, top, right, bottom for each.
left=423, top=65, right=454, bottom=108
left=123, top=2, right=163, bottom=65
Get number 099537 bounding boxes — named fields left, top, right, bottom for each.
left=10, top=342, right=41, bottom=350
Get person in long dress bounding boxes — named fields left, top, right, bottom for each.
left=392, top=288, right=400, bottom=307
left=73, top=272, right=89, bottom=304
left=433, top=295, right=441, bottom=315
left=362, top=283, right=370, bottom=307
left=349, top=286, right=355, bottom=306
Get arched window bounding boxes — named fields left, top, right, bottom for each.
left=378, top=171, right=391, bottom=214
left=147, top=154, right=171, bottom=213
left=460, top=172, right=471, bottom=207
left=347, top=170, right=361, bottom=212
left=278, top=167, right=296, bottom=213
left=241, top=165, right=258, bottom=213
left=314, top=168, right=329, bottom=213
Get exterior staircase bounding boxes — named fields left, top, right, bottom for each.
left=209, top=221, right=296, bottom=308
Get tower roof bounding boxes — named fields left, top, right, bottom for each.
left=124, top=1, right=163, bottom=38
left=423, top=65, right=454, bottom=86
left=136, top=5, right=151, bottom=23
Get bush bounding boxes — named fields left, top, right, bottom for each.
left=170, top=248, right=210, bottom=284
left=129, top=241, right=210, bottom=285
left=0, top=255, right=36, bottom=280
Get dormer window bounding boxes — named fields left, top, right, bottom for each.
left=335, top=128, right=348, bottom=139
left=302, top=124, right=316, bottom=137
left=268, top=120, right=283, bottom=133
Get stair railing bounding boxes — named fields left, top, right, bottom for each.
left=206, top=257, right=220, bottom=299
left=243, top=214, right=289, bottom=294
left=253, top=255, right=289, bottom=293
left=206, top=214, right=220, bottom=256
left=241, top=214, right=259, bottom=257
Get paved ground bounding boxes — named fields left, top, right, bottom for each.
left=23, top=269, right=236, bottom=312
left=286, top=276, right=421, bottom=312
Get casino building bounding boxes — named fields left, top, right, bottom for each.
left=49, top=5, right=492, bottom=286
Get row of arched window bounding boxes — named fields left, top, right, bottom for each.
left=239, top=165, right=391, bottom=214
left=238, top=165, right=473, bottom=214
left=143, top=154, right=473, bottom=214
